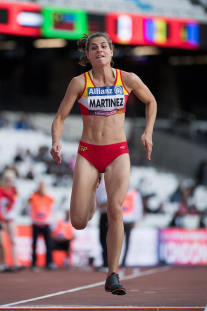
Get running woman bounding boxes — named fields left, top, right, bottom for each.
left=50, top=32, right=157, bottom=295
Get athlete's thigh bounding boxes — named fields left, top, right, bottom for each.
left=104, top=153, right=130, bottom=206
left=70, top=154, right=99, bottom=218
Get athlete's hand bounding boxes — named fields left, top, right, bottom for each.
left=50, top=142, right=62, bottom=164
left=141, top=132, right=153, bottom=161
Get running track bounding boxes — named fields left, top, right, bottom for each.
left=0, top=266, right=207, bottom=311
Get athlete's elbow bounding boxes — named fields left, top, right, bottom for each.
left=148, top=98, right=157, bottom=107
left=145, top=96, right=156, bottom=106
left=145, top=99, right=157, bottom=113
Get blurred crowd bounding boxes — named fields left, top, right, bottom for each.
left=9, top=145, right=75, bottom=185
left=141, top=165, right=207, bottom=229
left=0, top=112, right=31, bottom=130
left=0, top=112, right=76, bottom=186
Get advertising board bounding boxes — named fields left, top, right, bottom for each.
left=159, top=228, right=207, bottom=265
left=0, top=1, right=42, bottom=36
left=4, top=225, right=159, bottom=267
left=42, top=6, right=87, bottom=39
left=106, top=12, right=199, bottom=49
left=87, top=14, right=105, bottom=35
left=122, top=227, right=159, bottom=266
left=4, top=226, right=207, bottom=267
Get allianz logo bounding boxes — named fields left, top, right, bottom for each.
left=88, top=86, right=123, bottom=95
left=114, top=86, right=123, bottom=95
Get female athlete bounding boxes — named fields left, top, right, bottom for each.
left=50, top=32, right=157, bottom=296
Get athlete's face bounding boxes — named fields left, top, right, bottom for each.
left=87, top=37, right=113, bottom=67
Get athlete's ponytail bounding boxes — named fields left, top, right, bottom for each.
left=77, top=34, right=89, bottom=66
left=77, top=32, right=115, bottom=67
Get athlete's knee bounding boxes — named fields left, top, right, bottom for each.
left=71, top=216, right=87, bottom=230
left=107, top=200, right=123, bottom=223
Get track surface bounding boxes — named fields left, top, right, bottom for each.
left=0, top=266, right=207, bottom=310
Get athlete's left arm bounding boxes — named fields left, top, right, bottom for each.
left=122, top=71, right=157, bottom=161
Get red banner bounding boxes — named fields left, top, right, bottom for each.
left=0, top=2, right=42, bottom=36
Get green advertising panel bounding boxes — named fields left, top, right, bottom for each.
left=42, top=6, right=88, bottom=39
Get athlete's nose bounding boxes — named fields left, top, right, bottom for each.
left=97, top=45, right=103, bottom=52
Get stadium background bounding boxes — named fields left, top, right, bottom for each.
left=1, top=0, right=207, bottom=269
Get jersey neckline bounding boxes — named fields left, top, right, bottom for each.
left=88, top=68, right=118, bottom=88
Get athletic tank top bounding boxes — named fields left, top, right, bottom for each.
left=77, top=68, right=129, bottom=116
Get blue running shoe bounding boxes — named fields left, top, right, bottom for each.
left=105, top=272, right=126, bottom=295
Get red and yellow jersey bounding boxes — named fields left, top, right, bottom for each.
left=78, top=69, right=129, bottom=116
left=0, top=187, right=15, bottom=221
left=1, top=185, right=18, bottom=221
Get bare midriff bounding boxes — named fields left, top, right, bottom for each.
left=81, top=113, right=126, bottom=145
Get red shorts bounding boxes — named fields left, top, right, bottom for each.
left=77, top=141, right=129, bottom=173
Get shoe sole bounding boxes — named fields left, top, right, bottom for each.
left=105, top=288, right=126, bottom=296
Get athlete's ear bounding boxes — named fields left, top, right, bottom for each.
left=86, top=51, right=90, bottom=60
left=110, top=49, right=113, bottom=57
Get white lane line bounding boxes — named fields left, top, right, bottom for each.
left=0, top=307, right=205, bottom=310
left=0, top=267, right=170, bottom=308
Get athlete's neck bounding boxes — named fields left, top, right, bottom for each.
left=91, top=66, right=116, bottom=86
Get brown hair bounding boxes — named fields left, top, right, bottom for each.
left=77, top=32, right=115, bottom=67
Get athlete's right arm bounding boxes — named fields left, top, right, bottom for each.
left=50, top=75, right=85, bottom=164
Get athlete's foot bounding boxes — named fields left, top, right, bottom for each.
left=105, top=272, right=126, bottom=295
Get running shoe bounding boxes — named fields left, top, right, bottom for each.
left=105, top=272, right=126, bottom=295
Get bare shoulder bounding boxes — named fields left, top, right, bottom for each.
left=69, top=73, right=85, bottom=88
left=121, top=70, right=142, bottom=92
left=66, top=73, right=85, bottom=97
left=73, top=73, right=85, bottom=83
left=121, top=70, right=137, bottom=81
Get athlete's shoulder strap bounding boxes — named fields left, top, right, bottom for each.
left=115, top=69, right=129, bottom=94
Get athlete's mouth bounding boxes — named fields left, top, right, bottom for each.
left=96, top=55, right=104, bottom=59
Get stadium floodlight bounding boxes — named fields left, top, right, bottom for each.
left=33, top=38, right=67, bottom=48
left=0, top=40, right=17, bottom=50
